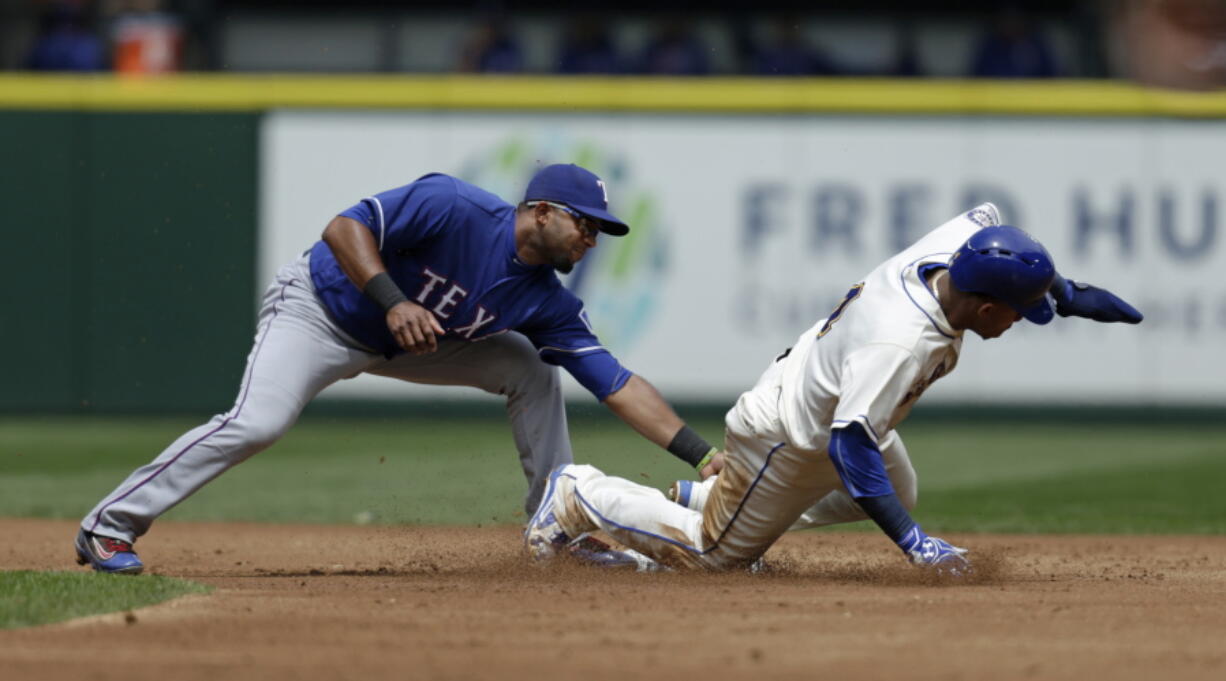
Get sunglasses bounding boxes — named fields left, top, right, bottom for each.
left=529, top=201, right=600, bottom=239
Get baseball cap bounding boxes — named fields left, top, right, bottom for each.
left=523, top=163, right=630, bottom=236
left=948, top=225, right=1056, bottom=325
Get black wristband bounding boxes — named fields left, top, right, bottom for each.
left=666, top=425, right=714, bottom=468
left=363, top=272, right=409, bottom=312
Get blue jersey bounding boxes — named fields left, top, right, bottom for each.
left=308, top=173, right=632, bottom=401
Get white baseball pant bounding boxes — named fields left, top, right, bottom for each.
left=559, top=371, right=917, bottom=570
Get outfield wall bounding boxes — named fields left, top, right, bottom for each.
left=264, top=111, right=1224, bottom=405
left=0, top=110, right=258, bottom=412
left=2, top=75, right=1223, bottom=411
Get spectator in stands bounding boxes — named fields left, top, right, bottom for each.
left=459, top=17, right=523, bottom=73
left=556, top=15, right=623, bottom=74
left=109, top=0, right=184, bottom=74
left=749, top=17, right=843, bottom=76
left=638, top=19, right=710, bottom=76
left=969, top=3, right=1058, bottom=78
left=24, top=1, right=106, bottom=71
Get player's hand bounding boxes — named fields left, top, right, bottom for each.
left=900, top=527, right=971, bottom=576
left=1051, top=277, right=1143, bottom=324
left=386, top=301, right=445, bottom=354
left=699, top=451, right=726, bottom=479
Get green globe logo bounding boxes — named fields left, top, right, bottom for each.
left=459, top=135, right=668, bottom=352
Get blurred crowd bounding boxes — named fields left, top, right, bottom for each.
left=457, top=9, right=1059, bottom=79
left=15, top=0, right=185, bottom=73
left=5, top=0, right=1226, bottom=89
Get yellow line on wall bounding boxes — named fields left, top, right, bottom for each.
left=3, top=73, right=1226, bottom=117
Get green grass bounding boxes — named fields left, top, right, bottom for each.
left=914, top=454, right=1226, bottom=533
left=2, top=413, right=1224, bottom=533
left=4, top=412, right=1215, bottom=630
left=0, top=570, right=209, bottom=629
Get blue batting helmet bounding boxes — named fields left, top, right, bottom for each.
left=948, top=225, right=1056, bottom=325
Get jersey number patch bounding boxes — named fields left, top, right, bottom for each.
left=817, top=283, right=864, bottom=339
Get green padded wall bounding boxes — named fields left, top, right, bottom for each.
left=0, top=112, right=77, bottom=409
left=0, top=112, right=259, bottom=412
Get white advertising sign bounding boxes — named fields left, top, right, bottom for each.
left=262, top=111, right=1226, bottom=404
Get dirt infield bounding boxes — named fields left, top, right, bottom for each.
left=2, top=518, right=1224, bottom=681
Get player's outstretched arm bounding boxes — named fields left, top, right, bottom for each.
left=858, top=495, right=970, bottom=575
left=830, top=423, right=970, bottom=575
left=604, top=375, right=721, bottom=477
left=1049, top=273, right=1143, bottom=324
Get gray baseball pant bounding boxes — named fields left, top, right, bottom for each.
left=82, top=255, right=572, bottom=542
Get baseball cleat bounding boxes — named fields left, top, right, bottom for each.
left=524, top=465, right=578, bottom=562
left=667, top=477, right=715, bottom=511
left=566, top=534, right=668, bottom=573
left=75, top=529, right=144, bottom=575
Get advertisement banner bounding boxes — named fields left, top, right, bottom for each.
left=262, top=111, right=1225, bottom=404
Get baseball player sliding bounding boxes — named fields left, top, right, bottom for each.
left=75, top=164, right=720, bottom=575
left=526, top=203, right=1142, bottom=573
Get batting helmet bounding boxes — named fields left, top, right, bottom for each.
left=948, top=225, right=1056, bottom=325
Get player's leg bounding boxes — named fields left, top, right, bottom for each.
left=524, top=462, right=696, bottom=563
left=687, top=407, right=840, bottom=569
left=788, top=429, right=917, bottom=530
left=556, top=358, right=829, bottom=569
left=529, top=463, right=709, bottom=568
left=368, top=331, right=570, bottom=514
left=80, top=257, right=376, bottom=545
left=533, top=403, right=831, bottom=571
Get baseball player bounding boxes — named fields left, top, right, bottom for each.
left=75, top=163, right=720, bottom=575
left=525, top=203, right=1142, bottom=573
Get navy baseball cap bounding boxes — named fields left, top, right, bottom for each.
left=523, top=164, right=630, bottom=236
